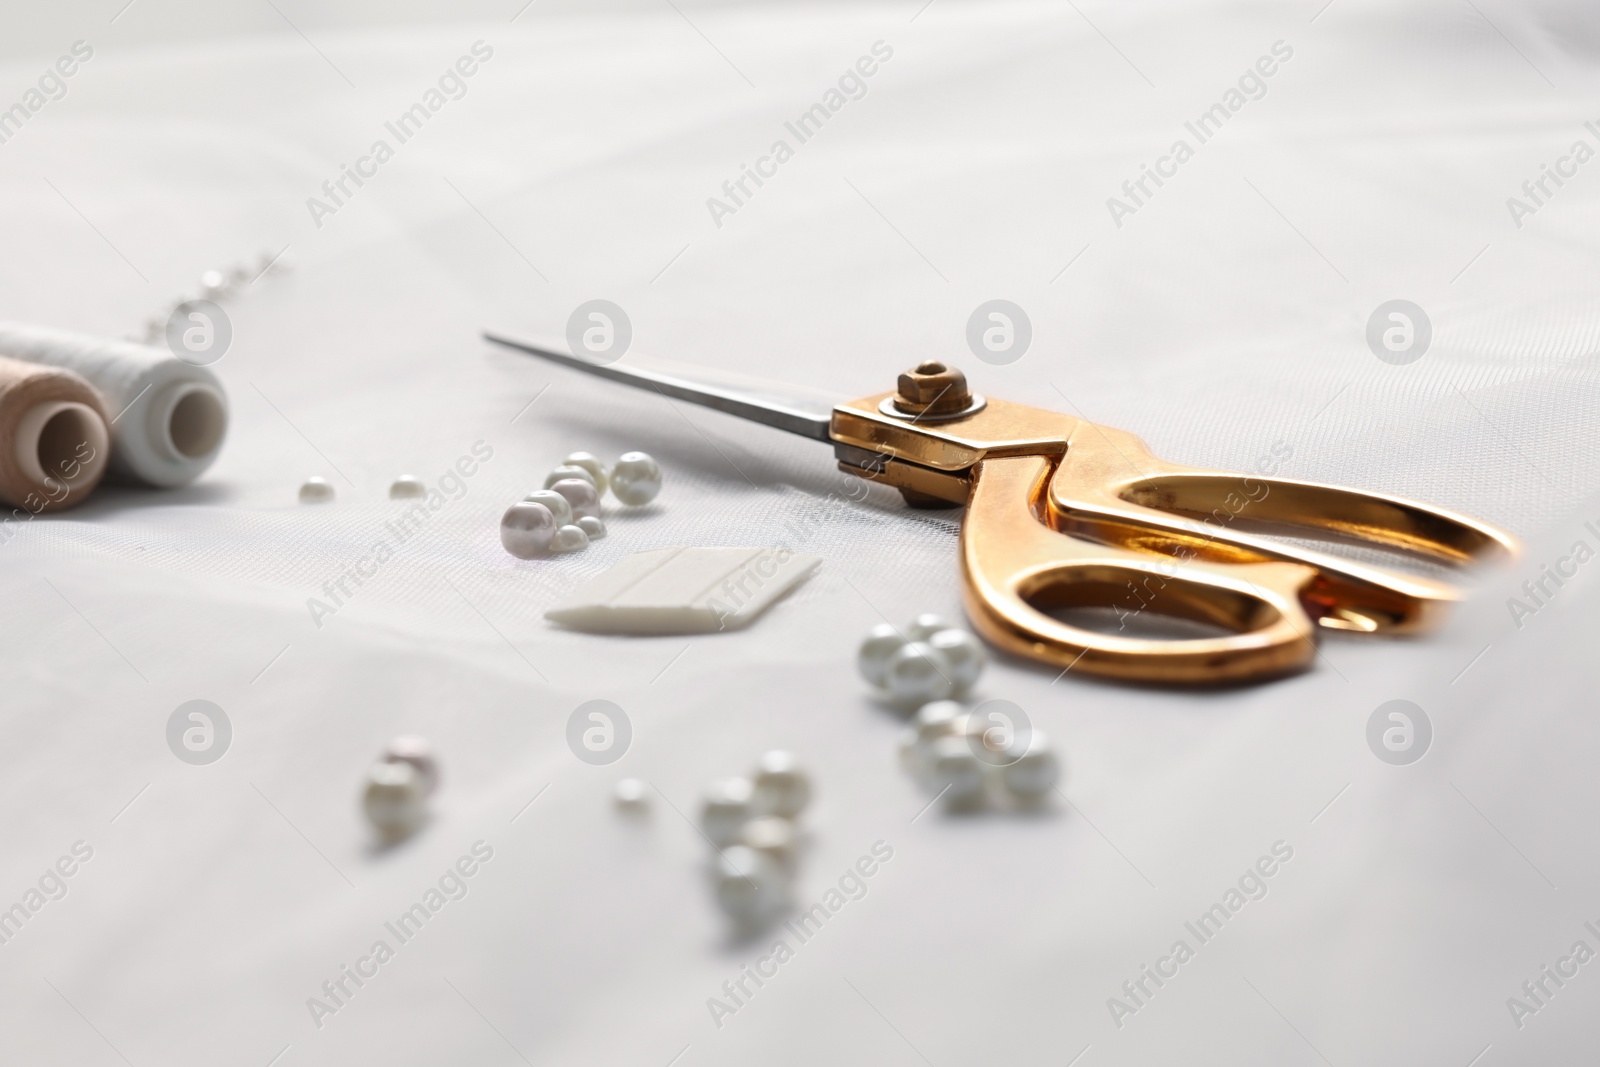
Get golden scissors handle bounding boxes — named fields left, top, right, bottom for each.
left=832, top=386, right=1517, bottom=686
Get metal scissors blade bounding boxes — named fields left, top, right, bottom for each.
left=483, top=331, right=837, bottom=442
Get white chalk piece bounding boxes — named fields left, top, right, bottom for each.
left=545, top=547, right=821, bottom=635
left=0, top=323, right=227, bottom=487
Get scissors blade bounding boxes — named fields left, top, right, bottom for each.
left=484, top=330, right=837, bottom=442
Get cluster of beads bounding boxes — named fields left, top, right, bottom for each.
left=361, top=736, right=439, bottom=840
left=500, top=450, right=661, bottom=559
left=133, top=251, right=292, bottom=344
left=899, top=701, right=1060, bottom=811
left=857, top=614, right=986, bottom=706
left=699, top=751, right=812, bottom=926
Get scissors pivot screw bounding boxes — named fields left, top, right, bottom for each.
left=895, top=361, right=972, bottom=416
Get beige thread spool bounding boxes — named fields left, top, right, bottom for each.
left=0, top=356, right=110, bottom=512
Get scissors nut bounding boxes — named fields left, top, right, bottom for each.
left=895, top=361, right=972, bottom=416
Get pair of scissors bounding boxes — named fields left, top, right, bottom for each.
left=485, top=331, right=1517, bottom=685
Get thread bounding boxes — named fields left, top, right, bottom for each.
left=0, top=324, right=227, bottom=488
left=0, top=356, right=110, bottom=511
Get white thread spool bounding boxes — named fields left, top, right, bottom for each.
left=0, top=324, right=227, bottom=487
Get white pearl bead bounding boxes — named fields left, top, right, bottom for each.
left=545, top=464, right=596, bottom=490
left=362, top=761, right=427, bottom=837
left=752, top=750, right=810, bottom=818
left=713, top=844, right=788, bottom=923
left=883, top=642, right=954, bottom=705
left=613, top=777, right=650, bottom=813
left=857, top=622, right=908, bottom=688
left=928, top=628, right=985, bottom=695
left=913, top=700, right=964, bottom=744
left=550, top=524, right=589, bottom=553
left=299, top=476, right=334, bottom=503
left=564, top=451, right=610, bottom=494
left=522, top=489, right=572, bottom=526
left=577, top=515, right=606, bottom=540
left=199, top=269, right=231, bottom=300
left=611, top=451, right=661, bottom=506
left=1001, top=734, right=1060, bottom=798
left=501, top=502, right=557, bottom=559
left=550, top=477, right=601, bottom=521
left=700, top=777, right=754, bottom=846
left=389, top=474, right=425, bottom=500
left=906, top=613, right=954, bottom=641
left=382, top=735, right=439, bottom=794
left=739, top=816, right=799, bottom=871
left=928, top=736, right=986, bottom=804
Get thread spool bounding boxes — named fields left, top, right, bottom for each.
left=0, top=356, right=111, bottom=511
left=0, top=324, right=227, bottom=487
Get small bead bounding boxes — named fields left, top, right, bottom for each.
left=522, top=489, right=573, bottom=527
left=712, top=844, right=788, bottom=923
left=550, top=524, right=589, bottom=553
left=389, top=474, right=425, bottom=499
left=614, top=778, right=650, bottom=813
left=577, top=515, right=606, bottom=540
left=857, top=622, right=908, bottom=688
left=199, top=269, right=231, bottom=300
left=550, top=477, right=602, bottom=521
left=382, top=735, right=439, bottom=795
left=913, top=700, right=965, bottom=744
left=299, top=476, right=334, bottom=503
left=610, top=451, right=661, bottom=506
left=501, top=502, right=557, bottom=559
left=1001, top=735, right=1060, bottom=798
left=752, top=750, right=810, bottom=818
left=564, top=451, right=610, bottom=494
left=700, top=777, right=754, bottom=846
left=929, top=736, right=985, bottom=804
left=883, top=642, right=954, bottom=705
left=362, top=761, right=427, bottom=838
left=928, top=628, right=985, bottom=695
left=740, top=816, right=799, bottom=871
left=906, top=613, right=954, bottom=641
left=544, top=464, right=596, bottom=490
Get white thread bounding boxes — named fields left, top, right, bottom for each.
left=0, top=324, right=227, bottom=487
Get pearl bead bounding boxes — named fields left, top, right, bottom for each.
left=577, top=515, right=606, bottom=540
left=857, top=622, right=908, bottom=688
left=522, top=489, right=572, bottom=526
left=362, top=761, right=427, bottom=837
left=610, top=451, right=661, bottom=506
left=883, top=642, right=954, bottom=705
left=500, top=502, right=557, bottom=558
left=1001, top=734, right=1060, bottom=798
left=563, top=451, right=610, bottom=494
left=549, top=477, right=601, bottom=521
left=928, top=628, right=985, bottom=695
left=913, top=700, right=964, bottom=744
left=700, top=777, right=754, bottom=846
left=928, top=736, right=985, bottom=803
left=389, top=474, right=425, bottom=499
left=550, top=524, right=589, bottom=553
left=544, top=464, right=596, bottom=490
left=713, top=844, right=788, bottom=923
left=382, top=735, right=439, bottom=795
left=739, top=816, right=799, bottom=871
left=199, top=269, right=231, bottom=300
left=614, top=777, right=650, bottom=813
left=906, top=613, right=954, bottom=641
left=299, top=476, right=334, bottom=503
left=752, top=750, right=811, bottom=818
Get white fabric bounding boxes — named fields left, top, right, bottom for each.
left=0, top=1, right=1597, bottom=1064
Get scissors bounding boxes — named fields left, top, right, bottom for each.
left=485, top=331, right=1518, bottom=685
